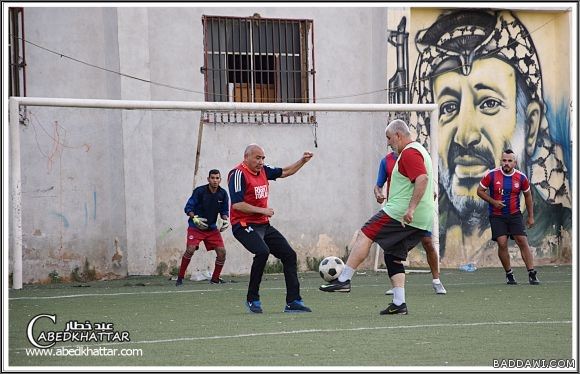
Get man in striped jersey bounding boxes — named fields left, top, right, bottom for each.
left=228, top=144, right=314, bottom=314
left=477, top=149, right=539, bottom=285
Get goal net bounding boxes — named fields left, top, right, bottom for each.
left=8, top=97, right=438, bottom=289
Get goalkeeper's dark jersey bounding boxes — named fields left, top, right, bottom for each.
left=184, top=185, right=229, bottom=230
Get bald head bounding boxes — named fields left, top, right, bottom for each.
left=385, top=119, right=413, bottom=154
left=385, top=119, right=411, bottom=137
left=244, top=143, right=264, bottom=157
left=243, top=144, right=266, bottom=173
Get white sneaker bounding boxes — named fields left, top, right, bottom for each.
left=432, top=282, right=447, bottom=295
left=385, top=288, right=394, bottom=295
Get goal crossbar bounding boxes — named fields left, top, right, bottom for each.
left=8, top=96, right=438, bottom=289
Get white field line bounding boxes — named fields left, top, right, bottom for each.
left=11, top=320, right=571, bottom=351
left=9, top=280, right=572, bottom=301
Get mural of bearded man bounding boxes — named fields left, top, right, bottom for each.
left=409, top=9, right=571, bottom=265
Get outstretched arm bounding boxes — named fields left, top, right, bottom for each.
left=280, top=151, right=314, bottom=178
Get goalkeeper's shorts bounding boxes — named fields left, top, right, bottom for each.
left=187, top=227, right=225, bottom=250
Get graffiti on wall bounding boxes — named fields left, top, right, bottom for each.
left=389, top=9, right=572, bottom=266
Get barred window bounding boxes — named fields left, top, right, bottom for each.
left=202, top=14, right=315, bottom=104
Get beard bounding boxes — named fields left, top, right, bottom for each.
left=439, top=159, right=487, bottom=231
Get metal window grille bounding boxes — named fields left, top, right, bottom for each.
left=201, top=14, right=316, bottom=125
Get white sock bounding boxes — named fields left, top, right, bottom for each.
left=392, top=287, right=405, bottom=306
left=338, top=266, right=354, bottom=282
left=432, top=278, right=441, bottom=284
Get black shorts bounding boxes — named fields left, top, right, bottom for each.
left=489, top=213, right=527, bottom=241
left=360, top=210, right=426, bottom=260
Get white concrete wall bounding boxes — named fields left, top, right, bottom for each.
left=19, top=8, right=129, bottom=282
left=15, top=6, right=394, bottom=282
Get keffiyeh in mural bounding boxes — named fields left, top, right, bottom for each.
left=410, top=9, right=570, bottom=207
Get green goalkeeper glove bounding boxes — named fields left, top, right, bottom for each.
left=219, top=219, right=230, bottom=232
left=191, top=215, right=208, bottom=230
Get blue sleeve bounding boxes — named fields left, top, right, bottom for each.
left=376, top=158, right=387, bottom=188
left=264, top=164, right=283, bottom=180
left=184, top=189, right=199, bottom=216
left=228, top=169, right=246, bottom=204
left=220, top=188, right=230, bottom=217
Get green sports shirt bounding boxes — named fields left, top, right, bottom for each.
left=383, top=142, right=434, bottom=231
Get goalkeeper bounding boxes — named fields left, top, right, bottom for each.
left=176, top=169, right=230, bottom=286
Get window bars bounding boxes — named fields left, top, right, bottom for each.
left=201, top=14, right=316, bottom=125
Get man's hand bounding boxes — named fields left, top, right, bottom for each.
left=281, top=152, right=314, bottom=178
left=402, top=208, right=414, bottom=227
left=262, top=207, right=275, bottom=217
left=219, top=218, right=230, bottom=232
left=526, top=216, right=535, bottom=228
left=192, top=215, right=208, bottom=230
left=375, top=192, right=385, bottom=204
left=302, top=151, right=314, bottom=163
left=491, top=199, right=506, bottom=209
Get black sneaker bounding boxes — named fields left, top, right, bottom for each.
left=319, top=279, right=351, bottom=293
left=176, top=277, right=183, bottom=287
left=506, top=272, right=518, bottom=285
left=209, top=278, right=226, bottom=284
left=380, top=302, right=408, bottom=315
left=284, top=299, right=312, bottom=313
left=528, top=271, right=540, bottom=285
left=245, top=300, right=263, bottom=314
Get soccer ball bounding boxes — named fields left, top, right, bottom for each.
left=319, top=256, right=345, bottom=282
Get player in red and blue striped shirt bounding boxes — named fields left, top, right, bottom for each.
left=477, top=149, right=539, bottom=285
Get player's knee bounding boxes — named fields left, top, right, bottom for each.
left=215, top=247, right=226, bottom=261
left=282, top=249, right=297, bottom=264
left=186, top=246, right=198, bottom=256
left=422, top=238, right=436, bottom=253
left=496, top=236, right=508, bottom=248
left=253, top=249, right=270, bottom=262
left=514, top=236, right=527, bottom=246
left=384, top=253, right=405, bottom=278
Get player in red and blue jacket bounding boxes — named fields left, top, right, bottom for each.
left=477, top=149, right=539, bottom=285
left=228, top=144, right=313, bottom=314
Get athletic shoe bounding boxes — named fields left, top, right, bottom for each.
left=175, top=277, right=183, bottom=287
left=380, top=302, right=408, bottom=315
left=245, top=300, right=263, bottom=314
left=319, top=279, right=351, bottom=292
left=506, top=272, right=518, bottom=285
left=284, top=299, right=312, bottom=313
left=432, top=282, right=447, bottom=295
left=528, top=271, right=540, bottom=285
left=209, top=278, right=226, bottom=284
left=385, top=288, right=394, bottom=295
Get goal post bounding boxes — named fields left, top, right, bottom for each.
left=8, top=96, right=438, bottom=289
